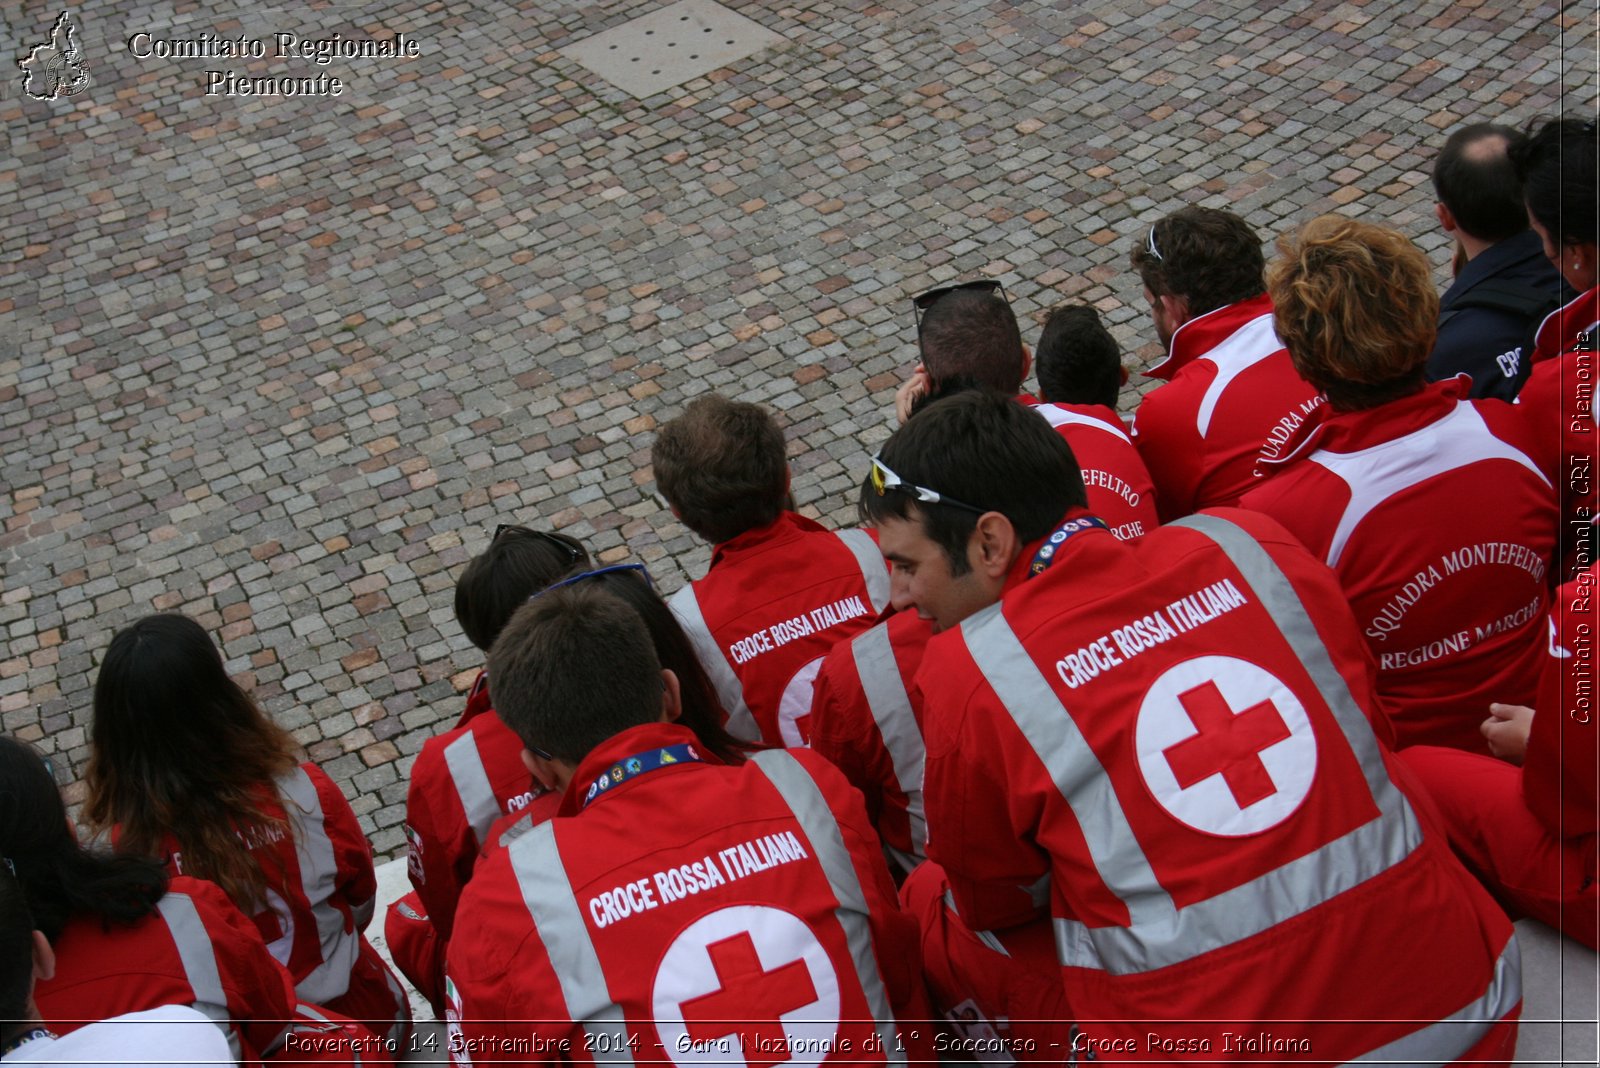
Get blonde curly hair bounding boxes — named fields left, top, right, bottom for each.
left=1267, top=215, right=1438, bottom=411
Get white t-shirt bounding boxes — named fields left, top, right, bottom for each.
left=4, top=1005, right=233, bottom=1065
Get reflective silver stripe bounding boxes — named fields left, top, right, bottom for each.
left=1172, top=515, right=1419, bottom=817
left=668, top=583, right=761, bottom=743
left=509, top=821, right=634, bottom=1064
left=836, top=528, right=892, bottom=614
left=444, top=732, right=502, bottom=843
left=967, top=513, right=1424, bottom=975
left=295, top=1004, right=364, bottom=1065
left=939, top=895, right=1012, bottom=960
left=1346, top=935, right=1521, bottom=1064
left=279, top=766, right=361, bottom=1003
left=851, top=623, right=927, bottom=863
left=156, top=891, right=245, bottom=1062
left=751, top=750, right=905, bottom=1063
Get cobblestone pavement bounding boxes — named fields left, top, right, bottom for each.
left=2, top=0, right=1596, bottom=855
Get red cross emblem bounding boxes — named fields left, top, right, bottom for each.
left=1163, top=680, right=1293, bottom=807
left=1135, top=656, right=1317, bottom=837
left=653, top=904, right=841, bottom=1066
left=680, top=933, right=818, bottom=1068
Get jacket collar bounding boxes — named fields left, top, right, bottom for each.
left=709, top=511, right=828, bottom=568
left=559, top=721, right=719, bottom=816
left=1257, top=377, right=1470, bottom=470
left=1144, top=293, right=1275, bottom=380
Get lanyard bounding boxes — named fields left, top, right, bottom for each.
left=2, top=1029, right=55, bottom=1058
left=1028, top=516, right=1109, bottom=577
left=581, top=743, right=702, bottom=809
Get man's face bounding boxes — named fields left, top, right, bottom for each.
left=876, top=512, right=999, bottom=633
left=1144, top=285, right=1178, bottom=349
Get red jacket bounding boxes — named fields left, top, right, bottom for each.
left=404, top=696, right=545, bottom=941
left=807, top=610, right=935, bottom=874
left=1028, top=401, right=1161, bottom=540
left=918, top=510, right=1518, bottom=1060
left=445, top=721, right=927, bottom=1065
left=669, top=512, right=891, bottom=747
left=1131, top=293, right=1324, bottom=518
left=35, top=876, right=296, bottom=1064
left=1243, top=379, right=1557, bottom=752
left=1526, top=566, right=1599, bottom=850
left=1519, top=284, right=1599, bottom=580
left=156, top=764, right=408, bottom=1041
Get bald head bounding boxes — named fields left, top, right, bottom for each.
left=1433, top=123, right=1529, bottom=244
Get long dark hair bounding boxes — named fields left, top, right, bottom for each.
left=573, top=567, right=756, bottom=764
left=84, top=614, right=299, bottom=911
left=0, top=737, right=166, bottom=942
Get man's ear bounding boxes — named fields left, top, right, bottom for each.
left=970, top=512, right=1021, bottom=580
left=1159, top=293, right=1191, bottom=331
left=1436, top=202, right=1458, bottom=234
left=659, top=668, right=682, bottom=724
left=31, top=929, right=54, bottom=984
left=1019, top=343, right=1034, bottom=384
left=521, top=748, right=565, bottom=792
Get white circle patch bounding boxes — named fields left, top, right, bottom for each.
left=653, top=904, right=841, bottom=1067
left=777, top=657, right=824, bottom=748
left=1134, top=655, right=1316, bottom=836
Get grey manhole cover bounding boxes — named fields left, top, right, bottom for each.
left=562, top=0, right=786, bottom=99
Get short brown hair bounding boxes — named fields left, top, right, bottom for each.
left=652, top=394, right=788, bottom=545
left=1267, top=215, right=1437, bottom=411
left=1130, top=206, right=1266, bottom=316
left=489, top=583, right=663, bottom=764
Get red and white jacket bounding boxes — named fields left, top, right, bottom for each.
left=1243, top=378, right=1557, bottom=753
left=1131, top=293, right=1324, bottom=518
left=1526, top=566, right=1599, bottom=849
left=807, top=609, right=935, bottom=874
left=156, top=764, right=409, bottom=1045
left=1518, top=284, right=1599, bottom=581
left=1027, top=401, right=1161, bottom=540
left=403, top=693, right=544, bottom=941
left=669, top=512, right=891, bottom=747
left=35, top=875, right=296, bottom=1064
left=917, top=510, right=1519, bottom=1061
left=445, top=722, right=929, bottom=1064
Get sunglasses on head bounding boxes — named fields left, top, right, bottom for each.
left=911, top=278, right=1008, bottom=330
left=868, top=455, right=986, bottom=514
left=491, top=524, right=585, bottom=566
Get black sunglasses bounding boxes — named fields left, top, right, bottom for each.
left=491, top=524, right=584, bottom=567
left=911, top=279, right=1012, bottom=369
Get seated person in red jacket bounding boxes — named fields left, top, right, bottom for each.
left=1242, top=216, right=1557, bottom=753
left=1128, top=206, right=1324, bottom=518
left=653, top=395, right=890, bottom=747
left=386, top=525, right=591, bottom=1012
left=1510, top=116, right=1599, bottom=581
left=445, top=579, right=930, bottom=1063
left=1401, top=565, right=1598, bottom=949
left=0, top=735, right=360, bottom=1064
left=0, top=867, right=235, bottom=1067
left=893, top=279, right=1032, bottom=422
left=867, top=390, right=1519, bottom=1063
left=1031, top=304, right=1161, bottom=540
left=83, top=616, right=410, bottom=1051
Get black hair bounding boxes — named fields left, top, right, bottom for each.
left=0, top=867, right=34, bottom=1042
left=859, top=391, right=1086, bottom=574
left=1510, top=116, right=1599, bottom=251
left=1, top=737, right=167, bottom=944
left=1035, top=305, right=1123, bottom=407
left=454, top=529, right=591, bottom=651
left=488, top=584, right=664, bottom=765
left=578, top=567, right=753, bottom=763
left=1432, top=124, right=1530, bottom=244
left=918, top=288, right=1026, bottom=394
